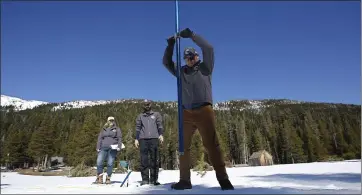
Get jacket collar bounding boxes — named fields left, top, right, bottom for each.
left=143, top=110, right=154, bottom=116
left=184, top=60, right=201, bottom=71
left=104, top=126, right=117, bottom=131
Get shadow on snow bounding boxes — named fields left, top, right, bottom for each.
left=138, top=182, right=358, bottom=194
left=243, top=173, right=361, bottom=184
left=138, top=173, right=361, bottom=194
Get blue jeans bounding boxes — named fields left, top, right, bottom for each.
left=96, top=148, right=117, bottom=176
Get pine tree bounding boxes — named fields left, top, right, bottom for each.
left=302, top=120, right=316, bottom=162
left=27, top=118, right=56, bottom=169
left=68, top=112, right=100, bottom=166
left=289, top=127, right=306, bottom=163
left=5, top=125, right=30, bottom=168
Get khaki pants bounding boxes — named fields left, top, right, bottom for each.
left=179, top=105, right=228, bottom=181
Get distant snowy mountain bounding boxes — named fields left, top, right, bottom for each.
left=0, top=94, right=303, bottom=112
left=52, top=99, right=135, bottom=111
left=0, top=95, right=155, bottom=111
left=1, top=95, right=49, bottom=111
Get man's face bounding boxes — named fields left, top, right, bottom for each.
left=144, top=103, right=151, bottom=111
left=108, top=119, right=115, bottom=125
left=184, top=56, right=198, bottom=67
left=183, top=47, right=198, bottom=67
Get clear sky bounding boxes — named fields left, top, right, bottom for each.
left=1, top=1, right=360, bottom=104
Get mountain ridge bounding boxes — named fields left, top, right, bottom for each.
left=0, top=94, right=358, bottom=112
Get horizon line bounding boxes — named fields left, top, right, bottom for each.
left=1, top=94, right=360, bottom=106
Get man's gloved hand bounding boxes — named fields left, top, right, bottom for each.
left=135, top=139, right=139, bottom=148
left=96, top=149, right=100, bottom=152
left=159, top=135, right=164, bottom=144
left=178, top=28, right=194, bottom=38
left=167, top=35, right=176, bottom=45
left=116, top=148, right=120, bottom=151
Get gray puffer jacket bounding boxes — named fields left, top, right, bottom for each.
left=96, top=125, right=122, bottom=150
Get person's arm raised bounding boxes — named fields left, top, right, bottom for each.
left=192, top=33, right=214, bottom=75
left=162, top=36, right=177, bottom=77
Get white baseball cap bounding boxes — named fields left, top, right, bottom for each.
left=107, top=116, right=115, bottom=121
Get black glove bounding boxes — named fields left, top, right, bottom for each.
left=167, top=35, right=176, bottom=45
left=178, top=28, right=194, bottom=38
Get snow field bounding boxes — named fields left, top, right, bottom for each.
left=1, top=160, right=360, bottom=194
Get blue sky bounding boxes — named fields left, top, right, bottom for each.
left=1, top=1, right=360, bottom=104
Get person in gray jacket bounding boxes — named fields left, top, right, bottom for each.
left=95, top=116, right=123, bottom=184
left=162, top=28, right=234, bottom=190
left=134, top=100, right=164, bottom=186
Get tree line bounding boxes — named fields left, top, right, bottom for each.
left=0, top=99, right=360, bottom=171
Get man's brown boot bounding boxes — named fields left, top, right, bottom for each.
left=105, top=175, right=111, bottom=184
left=171, top=180, right=192, bottom=190
left=218, top=178, right=234, bottom=190
left=94, top=174, right=103, bottom=184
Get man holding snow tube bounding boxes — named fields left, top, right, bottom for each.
left=95, top=116, right=123, bottom=184
left=162, top=28, right=234, bottom=190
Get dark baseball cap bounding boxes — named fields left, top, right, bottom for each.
left=183, top=47, right=198, bottom=59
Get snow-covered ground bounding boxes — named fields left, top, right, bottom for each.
left=1, top=160, right=360, bottom=194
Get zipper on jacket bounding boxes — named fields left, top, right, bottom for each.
left=148, top=117, right=150, bottom=137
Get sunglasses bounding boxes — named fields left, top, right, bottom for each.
left=184, top=50, right=197, bottom=60
left=184, top=54, right=195, bottom=60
